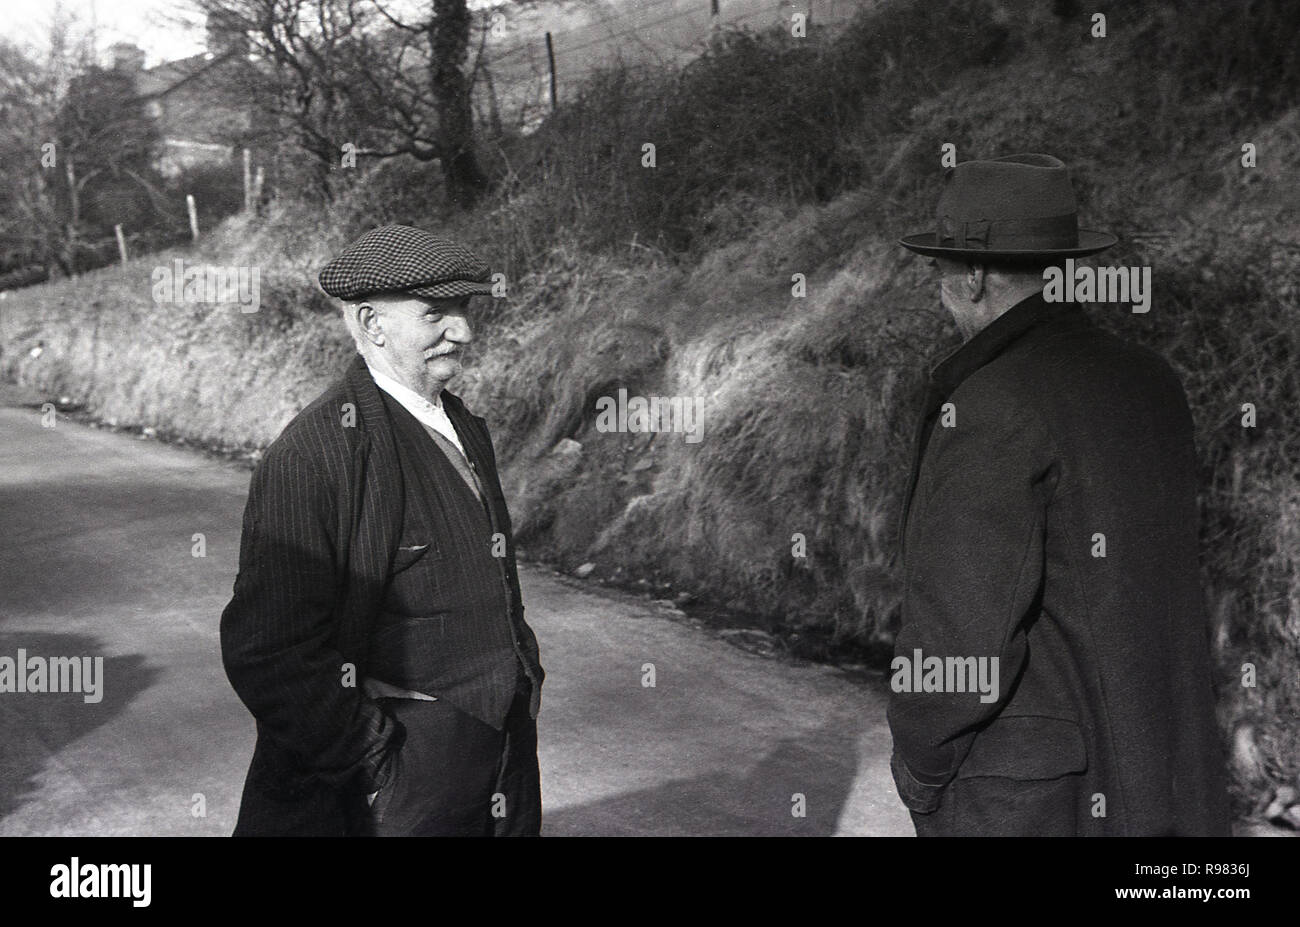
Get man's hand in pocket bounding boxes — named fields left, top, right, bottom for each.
left=366, top=745, right=402, bottom=813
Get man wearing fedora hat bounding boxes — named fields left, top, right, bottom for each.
left=888, top=154, right=1230, bottom=836
left=221, top=225, right=544, bottom=836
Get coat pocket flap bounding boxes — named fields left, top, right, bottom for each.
left=957, top=715, right=1087, bottom=780
left=391, top=542, right=434, bottom=573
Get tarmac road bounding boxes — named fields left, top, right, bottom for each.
left=0, top=384, right=912, bottom=837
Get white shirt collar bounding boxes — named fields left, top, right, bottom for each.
left=366, top=363, right=443, bottom=413
left=364, top=361, right=468, bottom=459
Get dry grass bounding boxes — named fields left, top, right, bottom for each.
left=0, top=244, right=353, bottom=452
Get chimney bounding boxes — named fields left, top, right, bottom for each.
left=110, top=42, right=146, bottom=72
left=206, top=10, right=249, bottom=58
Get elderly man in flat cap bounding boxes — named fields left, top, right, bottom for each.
left=221, top=225, right=544, bottom=837
left=888, top=154, right=1230, bottom=836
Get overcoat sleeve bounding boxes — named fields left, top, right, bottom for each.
left=220, top=442, right=400, bottom=795
left=887, top=382, right=1055, bottom=813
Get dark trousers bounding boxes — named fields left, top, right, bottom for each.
left=350, top=683, right=541, bottom=837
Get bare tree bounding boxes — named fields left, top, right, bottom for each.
left=52, top=67, right=170, bottom=273
left=0, top=20, right=94, bottom=277
left=189, top=1, right=372, bottom=201
left=370, top=0, right=490, bottom=207
left=195, top=0, right=492, bottom=207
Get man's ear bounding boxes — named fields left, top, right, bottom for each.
left=965, top=262, right=987, bottom=303
left=357, top=301, right=384, bottom=346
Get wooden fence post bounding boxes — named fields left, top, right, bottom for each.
left=545, top=32, right=558, bottom=111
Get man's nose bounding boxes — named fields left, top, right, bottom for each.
left=443, top=314, right=473, bottom=344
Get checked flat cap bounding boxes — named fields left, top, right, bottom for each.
left=318, top=224, right=495, bottom=301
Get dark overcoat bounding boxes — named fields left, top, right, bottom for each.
left=219, top=354, right=540, bottom=836
left=888, top=292, right=1231, bottom=836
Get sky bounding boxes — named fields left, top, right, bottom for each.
left=0, top=0, right=207, bottom=64
left=0, top=0, right=503, bottom=66
left=0, top=0, right=831, bottom=81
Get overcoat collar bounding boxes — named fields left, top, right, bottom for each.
left=330, top=354, right=405, bottom=635
left=896, top=293, right=1082, bottom=562
left=928, top=291, right=1075, bottom=399
left=342, top=353, right=392, bottom=441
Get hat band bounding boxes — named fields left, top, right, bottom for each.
left=937, top=213, right=1078, bottom=250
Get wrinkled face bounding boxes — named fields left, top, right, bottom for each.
left=363, top=293, right=474, bottom=399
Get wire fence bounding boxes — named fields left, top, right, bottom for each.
left=3, top=0, right=877, bottom=281
left=471, top=0, right=874, bottom=133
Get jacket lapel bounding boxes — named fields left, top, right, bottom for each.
left=333, top=355, right=406, bottom=662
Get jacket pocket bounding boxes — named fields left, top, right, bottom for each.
left=391, top=541, right=437, bottom=573
left=956, top=714, right=1087, bottom=780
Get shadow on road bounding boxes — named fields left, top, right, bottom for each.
left=0, top=630, right=160, bottom=826
left=542, top=716, right=862, bottom=836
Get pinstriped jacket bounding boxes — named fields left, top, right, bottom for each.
left=220, top=353, right=540, bottom=836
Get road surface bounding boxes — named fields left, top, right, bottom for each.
left=0, top=383, right=911, bottom=836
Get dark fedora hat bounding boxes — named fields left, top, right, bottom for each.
left=899, top=153, right=1116, bottom=261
